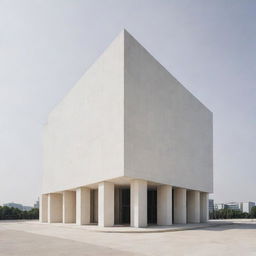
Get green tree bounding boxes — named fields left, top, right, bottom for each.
left=0, top=206, right=39, bottom=220
left=250, top=206, right=256, bottom=218
left=210, top=208, right=248, bottom=219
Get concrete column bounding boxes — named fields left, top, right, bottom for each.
left=130, top=180, right=147, bottom=228
left=174, top=188, right=187, bottom=224
left=39, top=194, right=48, bottom=223
left=98, top=182, right=114, bottom=227
left=48, top=193, right=63, bottom=223
left=157, top=185, right=172, bottom=225
left=76, top=187, right=90, bottom=225
left=187, top=190, right=200, bottom=223
left=63, top=191, right=76, bottom=223
left=200, top=192, right=209, bottom=223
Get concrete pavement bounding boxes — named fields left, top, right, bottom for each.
left=0, top=220, right=256, bottom=256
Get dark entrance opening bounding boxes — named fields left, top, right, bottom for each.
left=121, top=188, right=130, bottom=224
left=114, top=187, right=130, bottom=225
left=172, top=188, right=174, bottom=223
left=90, top=189, right=98, bottom=224
left=147, top=189, right=157, bottom=224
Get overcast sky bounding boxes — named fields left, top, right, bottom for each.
left=0, top=0, right=255, bottom=206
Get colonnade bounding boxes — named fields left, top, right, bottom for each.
left=40, top=180, right=209, bottom=227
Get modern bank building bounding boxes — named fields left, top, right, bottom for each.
left=40, top=30, right=213, bottom=228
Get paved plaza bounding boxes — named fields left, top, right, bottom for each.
left=0, top=220, right=256, bottom=256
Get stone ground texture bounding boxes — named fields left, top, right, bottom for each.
left=0, top=220, right=256, bottom=256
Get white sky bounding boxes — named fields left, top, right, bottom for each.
left=0, top=0, right=255, bottom=206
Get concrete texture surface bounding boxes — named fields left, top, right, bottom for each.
left=0, top=230, right=138, bottom=256
left=0, top=220, right=256, bottom=256
left=173, top=187, right=187, bottom=224
left=76, top=187, right=90, bottom=225
left=43, top=30, right=125, bottom=194
left=43, top=30, right=213, bottom=195
left=130, top=179, right=147, bottom=227
left=124, top=30, right=213, bottom=193
left=157, top=185, right=172, bottom=225
left=98, top=182, right=115, bottom=227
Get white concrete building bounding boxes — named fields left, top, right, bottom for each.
left=240, top=202, right=255, bottom=213
left=215, top=203, right=225, bottom=210
left=40, top=30, right=213, bottom=228
left=225, top=202, right=241, bottom=211
left=209, top=199, right=214, bottom=213
left=214, top=202, right=255, bottom=213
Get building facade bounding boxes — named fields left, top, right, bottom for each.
left=241, top=202, right=255, bottom=213
left=209, top=199, right=214, bottom=214
left=40, top=30, right=213, bottom=227
left=214, top=202, right=255, bottom=213
left=34, top=199, right=39, bottom=209
left=215, top=203, right=225, bottom=210
left=225, top=202, right=241, bottom=211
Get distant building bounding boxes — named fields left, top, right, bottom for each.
left=209, top=199, right=214, bottom=213
left=214, top=201, right=256, bottom=213
left=215, top=202, right=240, bottom=211
left=4, top=203, right=32, bottom=211
left=215, top=203, right=226, bottom=210
left=240, top=202, right=255, bottom=213
left=34, top=200, right=39, bottom=209
left=225, top=202, right=241, bottom=211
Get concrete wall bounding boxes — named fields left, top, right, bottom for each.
left=200, top=192, right=209, bottom=222
left=157, top=185, right=172, bottom=225
left=76, top=187, right=90, bottom=225
left=124, top=31, right=213, bottom=193
left=131, top=180, right=147, bottom=227
left=48, top=193, right=63, bottom=223
left=42, top=30, right=213, bottom=195
left=98, top=182, right=114, bottom=227
left=173, top=188, right=187, bottom=224
left=187, top=190, right=200, bottom=223
left=42, top=31, right=125, bottom=194
left=63, top=191, right=76, bottom=223
left=40, top=194, right=48, bottom=223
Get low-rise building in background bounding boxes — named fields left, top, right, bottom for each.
left=215, top=203, right=226, bottom=210
left=225, top=202, right=241, bottom=211
left=209, top=199, right=214, bottom=213
left=240, top=202, right=255, bottom=213
left=213, top=201, right=256, bottom=213
left=34, top=199, right=39, bottom=209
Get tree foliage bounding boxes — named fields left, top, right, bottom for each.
left=0, top=206, right=39, bottom=220
left=209, top=208, right=256, bottom=219
left=250, top=206, right=256, bottom=218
